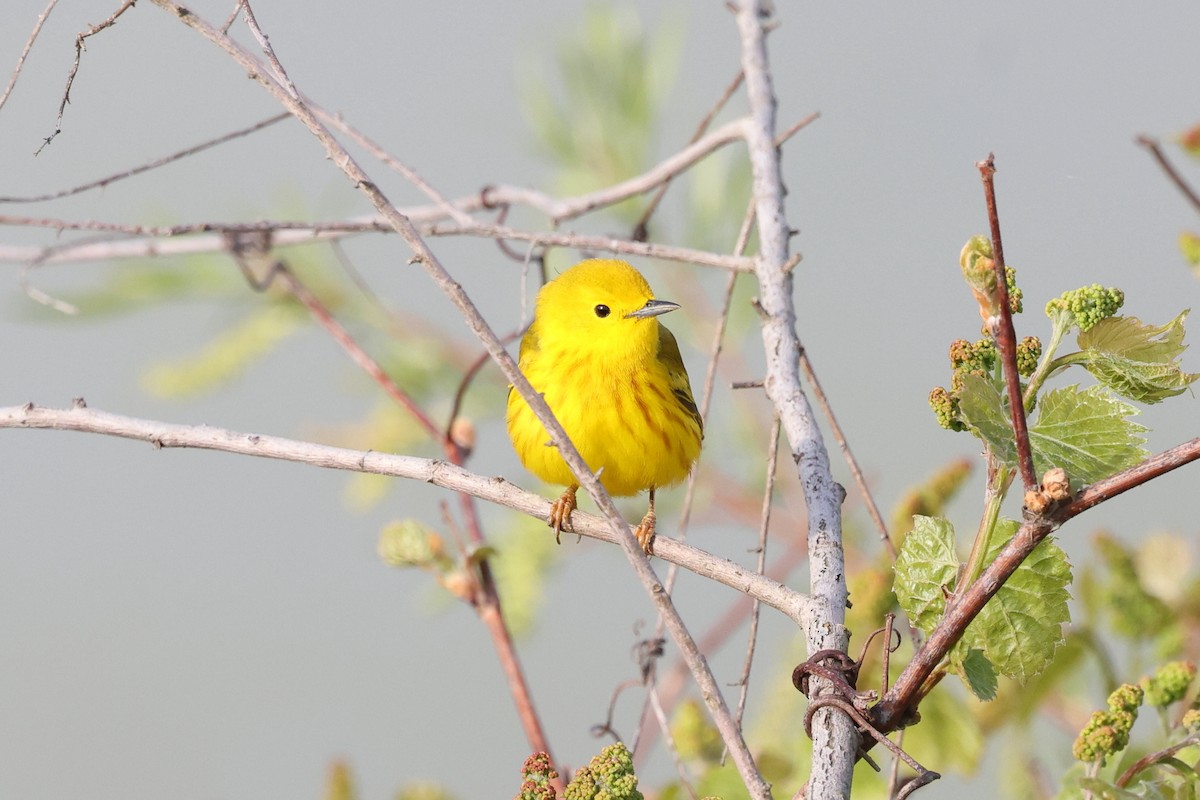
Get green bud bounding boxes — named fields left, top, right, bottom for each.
left=1045, top=284, right=1125, bottom=332
left=1016, top=336, right=1042, bottom=377
left=378, top=520, right=444, bottom=568
left=517, top=753, right=559, bottom=800
left=1108, top=683, right=1145, bottom=714
left=1141, top=661, right=1197, bottom=707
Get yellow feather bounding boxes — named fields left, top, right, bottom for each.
left=506, top=259, right=703, bottom=551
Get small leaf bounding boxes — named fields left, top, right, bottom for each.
left=951, top=646, right=999, bottom=701
left=958, top=376, right=1148, bottom=485
left=1028, top=385, right=1149, bottom=486
left=893, top=516, right=960, bottom=634
left=966, top=520, right=1072, bottom=683
left=1077, top=313, right=1198, bottom=403
left=956, top=372, right=1016, bottom=463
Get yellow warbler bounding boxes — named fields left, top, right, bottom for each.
left=506, top=259, right=703, bottom=554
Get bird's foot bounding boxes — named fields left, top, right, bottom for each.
left=633, top=509, right=657, bottom=555
left=549, top=485, right=579, bottom=544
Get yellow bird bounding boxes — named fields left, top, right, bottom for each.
left=506, top=259, right=703, bottom=554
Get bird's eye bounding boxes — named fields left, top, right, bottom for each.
left=594, top=304, right=611, bottom=318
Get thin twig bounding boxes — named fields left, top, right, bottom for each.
left=0, top=0, right=60, bottom=113
left=798, top=349, right=894, bottom=559
left=1137, top=134, right=1200, bottom=215
left=633, top=190, right=756, bottom=755
left=224, top=237, right=450, bottom=451
left=648, top=687, right=700, bottom=800
left=0, top=215, right=756, bottom=272
left=4, top=113, right=291, bottom=204
left=313, top=106, right=477, bottom=228
left=632, top=69, right=745, bottom=241
left=977, top=154, right=1036, bottom=492
left=444, top=324, right=528, bottom=446
left=37, top=0, right=138, bottom=154
left=237, top=1, right=299, bottom=98
left=731, top=416, right=780, bottom=732
left=1115, top=734, right=1200, bottom=787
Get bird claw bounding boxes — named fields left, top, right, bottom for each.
left=549, top=487, right=578, bottom=544
left=634, top=510, right=656, bottom=555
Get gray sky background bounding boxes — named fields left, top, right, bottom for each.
left=2, top=2, right=1199, bottom=798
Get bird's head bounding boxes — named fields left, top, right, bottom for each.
left=534, top=259, right=679, bottom=361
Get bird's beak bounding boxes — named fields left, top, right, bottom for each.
left=626, top=299, right=680, bottom=319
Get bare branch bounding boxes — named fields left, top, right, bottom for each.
left=0, top=0, right=60, bottom=113
left=37, top=0, right=138, bottom=154
left=734, top=2, right=855, bottom=797
left=1137, top=134, right=1200, bottom=215
left=0, top=402, right=816, bottom=628
left=0, top=215, right=755, bottom=272
left=3, top=113, right=291, bottom=204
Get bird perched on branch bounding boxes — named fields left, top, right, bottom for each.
left=506, top=259, right=703, bottom=554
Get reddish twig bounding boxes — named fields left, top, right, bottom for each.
left=1137, top=135, right=1200, bottom=215
left=1115, top=734, right=1200, bottom=788
left=224, top=233, right=450, bottom=453
left=872, top=437, right=1200, bottom=734
left=977, top=154, right=1036, bottom=492
left=444, top=324, right=529, bottom=448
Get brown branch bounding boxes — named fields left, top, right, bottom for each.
left=224, top=237, right=450, bottom=452
left=977, top=154, right=1036, bottom=492
left=37, top=0, right=138, bottom=155
left=1137, top=135, right=1200, bottom=215
left=872, top=436, right=1200, bottom=733
left=1115, top=734, right=1200, bottom=787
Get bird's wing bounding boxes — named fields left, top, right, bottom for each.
left=658, top=325, right=703, bottom=437
left=507, top=322, right=541, bottom=401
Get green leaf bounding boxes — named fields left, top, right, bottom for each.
left=950, top=646, right=999, bottom=701
left=893, top=515, right=960, bottom=634
left=958, top=375, right=1148, bottom=486
left=965, top=519, right=1072, bottom=683
left=1077, top=313, right=1199, bottom=403
left=956, top=372, right=1016, bottom=463
left=1028, top=385, right=1148, bottom=486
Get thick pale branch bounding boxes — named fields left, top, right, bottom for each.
left=1, top=402, right=815, bottom=629
left=734, top=2, right=855, bottom=798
